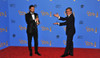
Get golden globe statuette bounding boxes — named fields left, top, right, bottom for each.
left=95, top=27, right=97, bottom=33
left=94, top=42, right=96, bottom=47
left=96, top=12, right=98, bottom=18
left=36, top=15, right=39, bottom=25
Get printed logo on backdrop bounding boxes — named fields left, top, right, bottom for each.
left=63, top=40, right=66, bottom=45
left=19, top=25, right=26, bottom=30
left=18, top=25, right=66, bottom=32
left=85, top=41, right=96, bottom=47
left=0, top=27, right=7, bottom=32
left=10, top=4, right=16, bottom=8
left=41, top=26, right=66, bottom=32
left=56, top=5, right=62, bottom=8
left=41, top=40, right=51, bottom=46
left=81, top=5, right=84, bottom=8
left=50, top=0, right=53, bottom=1
left=0, top=41, right=8, bottom=47
left=56, top=35, right=60, bottom=39
left=41, top=11, right=75, bottom=17
left=63, top=40, right=74, bottom=45
left=11, top=19, right=16, bottom=23
left=97, top=0, right=100, bottom=1
left=73, top=0, right=76, bottom=2
left=41, top=11, right=52, bottom=17
left=26, top=0, right=29, bottom=1
left=18, top=10, right=27, bottom=15
left=40, top=40, right=74, bottom=46
left=0, top=11, right=7, bottom=17
left=63, top=27, right=66, bottom=31
left=79, top=20, right=83, bottom=24
left=86, top=26, right=97, bottom=34
left=77, top=35, right=83, bottom=39
left=19, top=39, right=27, bottom=44
left=12, top=34, right=16, bottom=38
left=63, top=40, right=73, bottom=45
left=41, top=26, right=52, bottom=32
left=87, top=11, right=98, bottom=18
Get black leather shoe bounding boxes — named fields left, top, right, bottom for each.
left=61, top=54, right=69, bottom=57
left=35, top=52, right=41, bottom=56
left=30, top=52, right=32, bottom=56
left=69, top=53, right=73, bottom=56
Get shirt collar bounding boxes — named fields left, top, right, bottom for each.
left=67, top=14, right=71, bottom=17
left=30, top=12, right=34, bottom=15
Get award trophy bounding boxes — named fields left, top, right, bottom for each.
left=36, top=15, right=39, bottom=25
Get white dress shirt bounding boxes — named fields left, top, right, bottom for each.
left=30, top=12, right=37, bottom=22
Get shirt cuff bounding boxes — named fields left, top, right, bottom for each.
left=58, top=16, right=60, bottom=19
left=58, top=23, right=60, bottom=25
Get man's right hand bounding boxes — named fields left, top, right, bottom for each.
left=37, top=22, right=40, bottom=25
left=36, top=18, right=39, bottom=21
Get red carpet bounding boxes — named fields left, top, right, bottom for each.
left=0, top=46, right=100, bottom=58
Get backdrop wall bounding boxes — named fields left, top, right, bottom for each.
left=0, top=0, right=9, bottom=50
left=0, top=0, right=100, bottom=50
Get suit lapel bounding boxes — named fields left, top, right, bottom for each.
left=28, top=13, right=32, bottom=20
left=34, top=13, right=36, bottom=19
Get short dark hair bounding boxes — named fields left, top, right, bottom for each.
left=29, top=5, right=35, bottom=9
left=66, top=7, right=72, bottom=11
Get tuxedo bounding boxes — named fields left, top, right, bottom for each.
left=25, top=12, right=40, bottom=54
left=59, top=13, right=76, bottom=55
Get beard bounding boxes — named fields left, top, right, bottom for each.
left=30, top=10, right=34, bottom=13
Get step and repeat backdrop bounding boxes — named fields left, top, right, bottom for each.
left=0, top=0, right=100, bottom=50
left=0, top=0, right=9, bottom=50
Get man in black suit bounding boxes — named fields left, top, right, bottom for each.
left=53, top=7, right=76, bottom=57
left=25, top=5, right=41, bottom=56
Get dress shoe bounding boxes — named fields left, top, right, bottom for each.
left=30, top=52, right=32, bottom=56
left=69, top=53, right=73, bottom=56
left=35, top=52, right=41, bottom=56
left=61, top=54, right=69, bottom=57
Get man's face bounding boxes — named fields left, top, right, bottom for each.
left=66, top=9, right=72, bottom=16
left=30, top=7, right=35, bottom=13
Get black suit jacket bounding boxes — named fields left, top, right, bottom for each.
left=25, top=12, right=40, bottom=34
left=59, top=13, right=75, bottom=35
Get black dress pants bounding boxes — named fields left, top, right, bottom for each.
left=64, top=33, right=74, bottom=54
left=27, top=31, right=38, bottom=53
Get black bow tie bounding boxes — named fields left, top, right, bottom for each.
left=30, top=12, right=34, bottom=15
